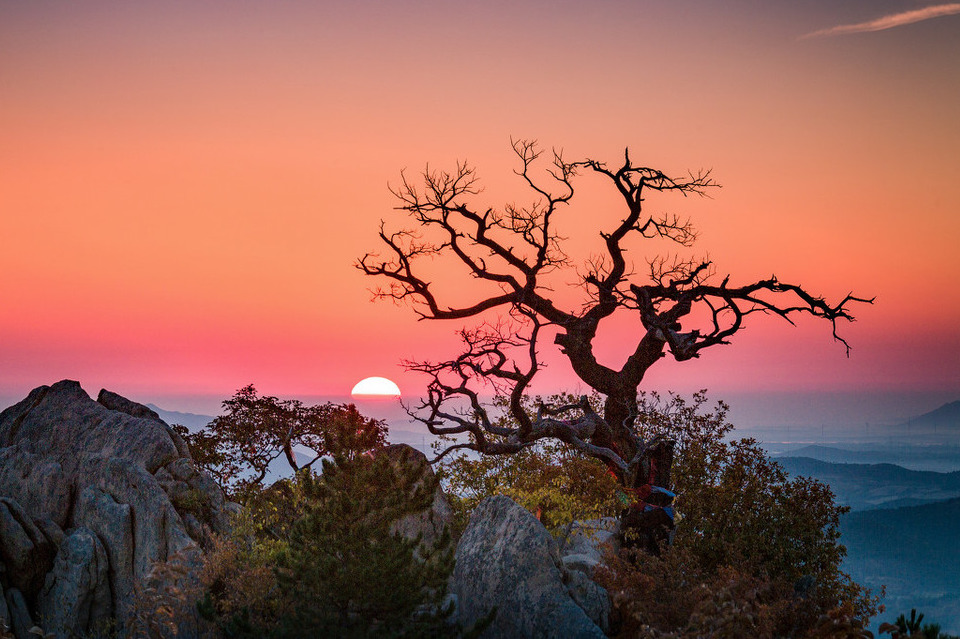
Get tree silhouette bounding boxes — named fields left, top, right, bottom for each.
left=182, top=385, right=387, bottom=501
left=897, top=609, right=924, bottom=635
left=359, top=140, right=871, bottom=499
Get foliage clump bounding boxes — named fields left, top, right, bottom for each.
left=441, top=390, right=879, bottom=637
left=650, top=393, right=865, bottom=609
left=195, top=451, right=458, bottom=638
left=607, top=391, right=880, bottom=636
left=177, top=384, right=387, bottom=503
left=877, top=609, right=960, bottom=639
left=439, top=393, right=621, bottom=535
left=161, top=387, right=465, bottom=637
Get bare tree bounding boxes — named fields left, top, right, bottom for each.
left=358, top=140, right=871, bottom=499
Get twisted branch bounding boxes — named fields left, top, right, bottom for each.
left=359, top=140, right=872, bottom=486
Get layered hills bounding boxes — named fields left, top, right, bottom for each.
left=778, top=453, right=960, bottom=634
left=842, top=498, right=960, bottom=634
left=776, top=456, right=960, bottom=510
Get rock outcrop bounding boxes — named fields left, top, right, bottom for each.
left=557, top=518, right=618, bottom=633
left=36, top=527, right=112, bottom=637
left=560, top=517, right=619, bottom=575
left=0, top=381, right=620, bottom=638
left=0, top=380, right=228, bottom=637
left=451, top=495, right=607, bottom=638
left=381, top=444, right=454, bottom=551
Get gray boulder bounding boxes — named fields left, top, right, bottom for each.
left=37, top=527, right=112, bottom=638
left=97, top=389, right=192, bottom=459
left=96, top=388, right=162, bottom=421
left=381, top=444, right=454, bottom=552
left=4, top=588, right=32, bottom=639
left=564, top=570, right=613, bottom=634
left=559, top=517, right=619, bottom=576
left=558, top=518, right=618, bottom=634
left=0, top=498, right=55, bottom=598
left=451, top=495, right=606, bottom=638
left=0, top=380, right=229, bottom=634
left=0, top=445, right=70, bottom=527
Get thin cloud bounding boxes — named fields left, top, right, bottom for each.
left=801, top=3, right=960, bottom=39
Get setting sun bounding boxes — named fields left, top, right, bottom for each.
left=350, top=376, right=401, bottom=399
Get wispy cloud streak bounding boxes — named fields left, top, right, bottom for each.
left=802, top=3, right=960, bottom=39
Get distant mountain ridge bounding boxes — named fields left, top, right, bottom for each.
left=777, top=456, right=960, bottom=510
left=777, top=450, right=960, bottom=632
left=774, top=444, right=915, bottom=465
left=897, top=399, right=960, bottom=429
left=770, top=438, right=960, bottom=473
left=147, top=404, right=214, bottom=430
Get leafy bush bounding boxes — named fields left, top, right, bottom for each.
left=438, top=393, right=621, bottom=536
left=440, top=390, right=879, bottom=637
left=601, top=392, right=879, bottom=637
left=169, top=390, right=467, bottom=637
left=199, top=452, right=459, bottom=638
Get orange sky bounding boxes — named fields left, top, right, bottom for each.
left=2, top=1, right=958, bottom=411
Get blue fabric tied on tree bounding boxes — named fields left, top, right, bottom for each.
left=651, top=486, right=676, bottom=500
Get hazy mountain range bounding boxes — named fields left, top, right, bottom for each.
left=147, top=404, right=213, bottom=430
left=773, top=455, right=960, bottom=633
left=772, top=444, right=960, bottom=472
left=777, top=457, right=960, bottom=510
left=895, top=400, right=960, bottom=431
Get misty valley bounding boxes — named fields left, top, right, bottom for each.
left=766, top=401, right=960, bottom=634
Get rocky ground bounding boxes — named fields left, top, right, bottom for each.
left=0, top=381, right=230, bottom=637
left=0, top=381, right=615, bottom=638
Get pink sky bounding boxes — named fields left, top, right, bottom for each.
left=2, top=1, right=958, bottom=412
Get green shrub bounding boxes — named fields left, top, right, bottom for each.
left=199, top=453, right=460, bottom=638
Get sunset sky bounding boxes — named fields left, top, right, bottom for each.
left=2, top=1, right=958, bottom=421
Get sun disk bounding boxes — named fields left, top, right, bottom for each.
left=350, top=376, right=401, bottom=399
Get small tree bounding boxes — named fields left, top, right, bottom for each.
left=271, top=454, right=455, bottom=638
left=181, top=385, right=387, bottom=501
left=198, top=454, right=461, bottom=638
left=360, top=140, right=871, bottom=519
left=877, top=609, right=959, bottom=639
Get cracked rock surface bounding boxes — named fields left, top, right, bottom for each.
left=450, top=495, right=607, bottom=638
left=0, top=380, right=229, bottom=636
